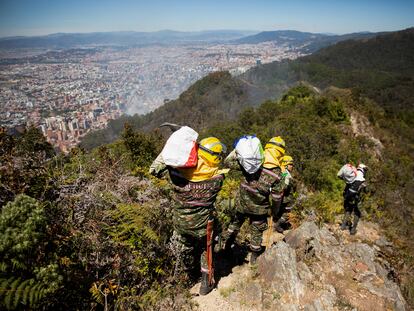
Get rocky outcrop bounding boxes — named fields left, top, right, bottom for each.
left=193, top=221, right=407, bottom=311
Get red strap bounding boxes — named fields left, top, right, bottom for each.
left=183, top=142, right=198, bottom=167
left=347, top=164, right=357, bottom=176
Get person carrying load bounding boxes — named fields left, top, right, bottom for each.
left=337, top=163, right=368, bottom=235
left=262, top=136, right=287, bottom=232
left=150, top=125, right=228, bottom=295
left=220, top=135, right=282, bottom=264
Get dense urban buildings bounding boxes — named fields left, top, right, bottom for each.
left=0, top=42, right=305, bottom=152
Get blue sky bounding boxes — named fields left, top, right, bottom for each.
left=0, top=0, right=413, bottom=37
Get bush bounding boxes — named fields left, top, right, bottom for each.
left=121, top=123, right=163, bottom=169
left=0, top=195, right=63, bottom=310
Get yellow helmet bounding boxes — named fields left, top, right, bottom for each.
left=281, top=155, right=294, bottom=167
left=265, top=136, right=286, bottom=155
left=198, top=137, right=227, bottom=166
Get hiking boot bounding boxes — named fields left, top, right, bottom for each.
left=219, top=230, right=235, bottom=252
left=350, top=226, right=357, bottom=235
left=250, top=251, right=260, bottom=265
left=199, top=272, right=214, bottom=295
left=274, top=224, right=284, bottom=233
left=340, top=212, right=351, bottom=230
left=273, top=219, right=284, bottom=233
left=340, top=221, right=349, bottom=230
left=350, top=216, right=359, bottom=235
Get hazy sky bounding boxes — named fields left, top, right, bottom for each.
left=0, top=0, right=413, bottom=37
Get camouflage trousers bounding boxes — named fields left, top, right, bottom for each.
left=170, top=230, right=209, bottom=280
left=227, top=212, right=268, bottom=251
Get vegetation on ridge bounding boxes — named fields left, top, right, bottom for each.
left=2, top=82, right=413, bottom=309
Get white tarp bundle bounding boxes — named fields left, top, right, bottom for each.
left=235, top=135, right=264, bottom=174
left=337, top=164, right=358, bottom=184
left=161, top=126, right=198, bottom=168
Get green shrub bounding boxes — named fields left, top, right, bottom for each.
left=121, top=123, right=162, bottom=169
left=0, top=195, right=63, bottom=310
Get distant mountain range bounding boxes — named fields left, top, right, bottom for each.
left=0, top=30, right=256, bottom=49
left=242, top=27, right=414, bottom=114
left=0, top=29, right=378, bottom=51
left=234, top=30, right=380, bottom=53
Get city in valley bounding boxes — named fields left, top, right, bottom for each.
left=0, top=42, right=305, bottom=153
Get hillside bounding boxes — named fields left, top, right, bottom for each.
left=2, top=82, right=414, bottom=309
left=235, top=30, right=326, bottom=44
left=244, top=27, right=414, bottom=118
left=234, top=30, right=378, bottom=53
left=80, top=71, right=268, bottom=149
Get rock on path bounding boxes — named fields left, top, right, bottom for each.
left=192, top=220, right=407, bottom=311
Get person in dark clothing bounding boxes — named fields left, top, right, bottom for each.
left=338, top=163, right=368, bottom=235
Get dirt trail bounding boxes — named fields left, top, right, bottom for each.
left=349, top=112, right=383, bottom=159
left=191, top=229, right=285, bottom=311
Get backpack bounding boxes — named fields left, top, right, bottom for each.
left=161, top=126, right=198, bottom=168
left=234, top=135, right=264, bottom=174
left=344, top=180, right=365, bottom=203
left=337, top=164, right=357, bottom=184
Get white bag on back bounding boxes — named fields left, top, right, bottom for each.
left=337, top=164, right=357, bottom=184
left=161, top=126, right=199, bottom=168
left=235, top=135, right=264, bottom=174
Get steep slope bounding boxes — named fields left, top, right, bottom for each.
left=193, top=221, right=407, bottom=311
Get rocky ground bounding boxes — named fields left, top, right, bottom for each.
left=191, top=220, right=407, bottom=311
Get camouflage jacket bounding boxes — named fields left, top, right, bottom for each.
left=224, top=150, right=282, bottom=215
left=150, top=154, right=224, bottom=238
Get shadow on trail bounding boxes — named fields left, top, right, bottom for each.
left=213, top=242, right=249, bottom=286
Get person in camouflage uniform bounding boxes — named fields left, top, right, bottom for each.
left=221, top=136, right=282, bottom=264
left=273, top=155, right=297, bottom=233
left=150, top=136, right=227, bottom=295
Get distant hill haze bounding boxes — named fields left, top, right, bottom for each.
left=0, top=29, right=377, bottom=50
left=0, top=30, right=255, bottom=49
left=243, top=27, right=414, bottom=113
left=234, top=29, right=379, bottom=53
